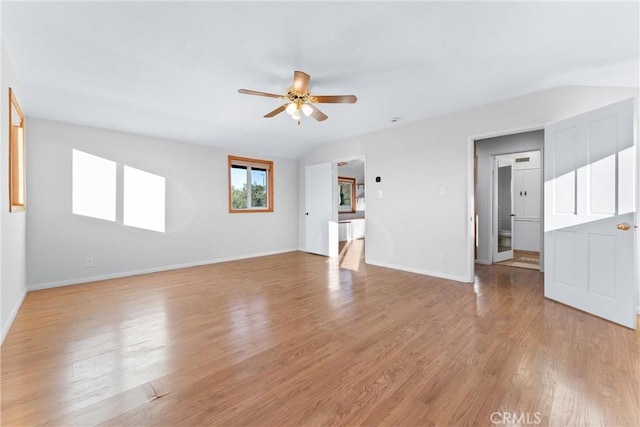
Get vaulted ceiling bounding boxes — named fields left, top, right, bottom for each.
left=2, top=1, right=638, bottom=159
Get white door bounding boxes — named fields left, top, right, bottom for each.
left=493, top=156, right=515, bottom=262
left=544, top=99, right=636, bottom=328
left=305, top=162, right=338, bottom=257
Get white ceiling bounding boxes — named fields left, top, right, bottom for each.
left=2, top=1, right=638, bottom=159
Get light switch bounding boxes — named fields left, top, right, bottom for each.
left=439, top=187, right=446, bottom=196
left=377, top=190, right=383, bottom=198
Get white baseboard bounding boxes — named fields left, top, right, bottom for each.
left=1, top=288, right=27, bottom=345
left=475, top=259, right=491, bottom=265
left=27, top=248, right=299, bottom=292
left=366, top=259, right=470, bottom=284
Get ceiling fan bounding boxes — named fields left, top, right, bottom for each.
left=238, top=70, right=357, bottom=125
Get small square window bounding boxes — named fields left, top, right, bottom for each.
left=228, top=156, right=273, bottom=213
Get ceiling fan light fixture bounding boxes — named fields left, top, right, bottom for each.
left=291, top=111, right=301, bottom=120
left=301, top=103, right=313, bottom=117
left=285, top=102, right=298, bottom=115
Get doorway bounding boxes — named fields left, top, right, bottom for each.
left=337, top=158, right=365, bottom=269
left=474, top=130, right=544, bottom=271
left=492, top=150, right=542, bottom=270
left=304, top=157, right=366, bottom=266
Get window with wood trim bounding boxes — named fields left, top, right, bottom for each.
left=9, top=88, right=25, bottom=212
left=228, top=156, right=274, bottom=213
left=338, top=176, right=356, bottom=213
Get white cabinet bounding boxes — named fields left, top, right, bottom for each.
left=338, top=219, right=365, bottom=241
left=513, top=168, right=540, bottom=219
left=513, top=165, right=540, bottom=251
left=514, top=220, right=540, bottom=251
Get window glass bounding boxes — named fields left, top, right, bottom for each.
left=231, top=165, right=248, bottom=209
left=251, top=168, right=267, bottom=208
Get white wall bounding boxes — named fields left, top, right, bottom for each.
left=299, top=86, right=639, bottom=284
left=1, top=38, right=27, bottom=343
left=476, top=131, right=544, bottom=264
left=26, top=119, right=298, bottom=289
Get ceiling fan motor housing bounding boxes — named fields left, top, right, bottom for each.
left=286, top=89, right=313, bottom=104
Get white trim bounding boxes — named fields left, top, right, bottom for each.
left=367, top=259, right=471, bottom=284
left=27, top=248, right=298, bottom=292
left=1, top=288, right=27, bottom=345
left=475, top=259, right=491, bottom=265
left=471, top=124, right=549, bottom=142
left=637, top=305, right=640, bottom=315
left=465, top=132, right=477, bottom=283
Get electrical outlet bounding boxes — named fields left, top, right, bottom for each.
left=439, top=252, right=445, bottom=262
left=86, top=257, right=94, bottom=268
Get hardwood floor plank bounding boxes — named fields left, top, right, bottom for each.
left=1, top=250, right=639, bottom=426
left=377, top=397, right=434, bottom=427
left=43, top=381, right=157, bottom=426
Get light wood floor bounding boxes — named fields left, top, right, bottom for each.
left=2, top=245, right=639, bottom=426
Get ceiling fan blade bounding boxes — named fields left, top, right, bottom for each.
left=263, top=104, right=287, bottom=118
left=313, top=95, right=358, bottom=104
left=238, top=89, right=283, bottom=99
left=292, top=71, right=311, bottom=93
left=307, top=104, right=328, bottom=122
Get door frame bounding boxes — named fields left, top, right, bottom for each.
left=302, top=155, right=367, bottom=259
left=467, top=124, right=546, bottom=282
left=334, top=155, right=367, bottom=260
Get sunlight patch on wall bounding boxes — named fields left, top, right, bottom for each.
left=123, top=166, right=166, bottom=232
left=618, top=146, right=635, bottom=215
left=72, top=149, right=166, bottom=232
left=72, top=149, right=116, bottom=222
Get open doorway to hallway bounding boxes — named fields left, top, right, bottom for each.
left=474, top=130, right=544, bottom=272
left=337, top=158, right=365, bottom=270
